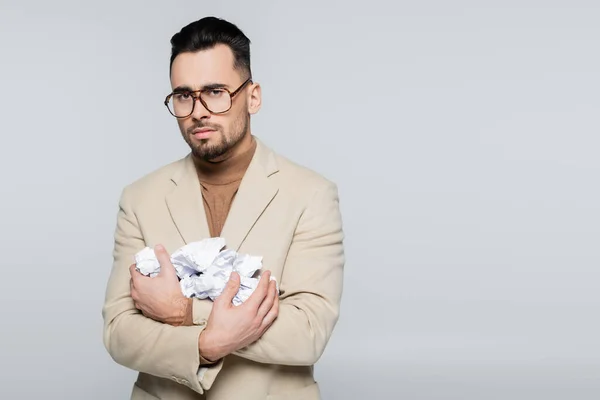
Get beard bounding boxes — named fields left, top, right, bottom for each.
left=183, top=112, right=249, bottom=161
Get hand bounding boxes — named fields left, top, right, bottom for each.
left=198, top=270, right=279, bottom=361
left=129, top=244, right=188, bottom=326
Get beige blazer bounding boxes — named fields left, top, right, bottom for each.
left=102, top=137, right=345, bottom=400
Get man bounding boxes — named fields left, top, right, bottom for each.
left=102, top=16, right=345, bottom=400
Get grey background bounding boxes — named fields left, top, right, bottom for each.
left=1, top=1, right=598, bottom=399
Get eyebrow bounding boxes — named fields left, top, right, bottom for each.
left=173, top=83, right=228, bottom=92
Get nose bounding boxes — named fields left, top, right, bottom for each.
left=190, top=96, right=211, bottom=120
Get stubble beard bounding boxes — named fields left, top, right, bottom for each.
left=185, top=113, right=249, bottom=161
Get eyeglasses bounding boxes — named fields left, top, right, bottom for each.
left=164, top=78, right=251, bottom=118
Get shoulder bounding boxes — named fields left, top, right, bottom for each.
left=267, top=145, right=339, bottom=205
left=119, top=155, right=188, bottom=202
left=268, top=148, right=343, bottom=229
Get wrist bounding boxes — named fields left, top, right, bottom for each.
left=198, top=329, right=223, bottom=362
left=180, top=297, right=194, bottom=326
left=164, top=296, right=190, bottom=326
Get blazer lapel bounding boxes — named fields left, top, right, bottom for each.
left=165, top=155, right=211, bottom=244
left=220, top=138, right=279, bottom=252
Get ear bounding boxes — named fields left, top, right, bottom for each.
left=247, top=82, right=262, bottom=115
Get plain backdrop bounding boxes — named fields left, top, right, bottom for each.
left=1, top=1, right=599, bottom=399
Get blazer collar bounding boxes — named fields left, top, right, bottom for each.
left=166, top=136, right=279, bottom=251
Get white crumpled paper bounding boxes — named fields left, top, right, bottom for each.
left=134, top=237, right=277, bottom=306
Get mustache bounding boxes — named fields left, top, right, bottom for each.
left=187, top=123, right=221, bottom=135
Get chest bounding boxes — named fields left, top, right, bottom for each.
left=135, top=193, right=302, bottom=282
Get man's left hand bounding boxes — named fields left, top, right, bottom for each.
left=129, top=244, right=188, bottom=326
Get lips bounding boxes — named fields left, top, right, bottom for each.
left=191, top=128, right=215, bottom=139
left=193, top=128, right=214, bottom=134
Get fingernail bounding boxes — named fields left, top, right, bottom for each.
left=231, top=271, right=239, bottom=281
left=155, top=244, right=165, bottom=252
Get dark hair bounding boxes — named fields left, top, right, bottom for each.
left=169, top=16, right=252, bottom=79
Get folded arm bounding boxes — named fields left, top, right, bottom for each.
left=192, top=182, right=345, bottom=365
left=102, top=186, right=220, bottom=394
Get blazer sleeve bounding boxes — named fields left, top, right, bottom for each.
left=102, top=185, right=223, bottom=394
left=192, top=181, right=345, bottom=365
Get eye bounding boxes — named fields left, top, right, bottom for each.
left=206, top=89, right=225, bottom=97
left=174, top=92, right=191, bottom=100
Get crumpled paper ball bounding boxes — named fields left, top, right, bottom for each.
left=134, top=237, right=278, bottom=306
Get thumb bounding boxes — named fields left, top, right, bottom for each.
left=218, top=271, right=240, bottom=307
left=154, top=245, right=177, bottom=279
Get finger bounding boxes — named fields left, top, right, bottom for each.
left=154, top=245, right=177, bottom=279
left=129, top=264, right=139, bottom=278
left=261, top=288, right=279, bottom=329
left=134, top=301, right=141, bottom=310
left=245, top=271, right=272, bottom=310
left=256, top=280, right=277, bottom=320
left=216, top=271, right=240, bottom=308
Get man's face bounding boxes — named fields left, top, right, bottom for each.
left=169, top=44, right=255, bottom=161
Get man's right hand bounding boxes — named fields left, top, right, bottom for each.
left=198, top=270, right=279, bottom=362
